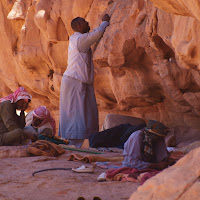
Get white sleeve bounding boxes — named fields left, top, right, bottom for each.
left=123, top=131, right=151, bottom=170
left=77, top=21, right=109, bottom=52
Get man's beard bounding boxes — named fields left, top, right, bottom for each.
left=84, top=26, right=90, bottom=33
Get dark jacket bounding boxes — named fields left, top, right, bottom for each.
left=0, top=100, right=25, bottom=134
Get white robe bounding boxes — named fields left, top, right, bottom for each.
left=59, top=21, right=109, bottom=139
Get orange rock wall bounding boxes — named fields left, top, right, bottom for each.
left=0, top=0, right=200, bottom=130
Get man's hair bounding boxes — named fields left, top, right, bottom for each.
left=71, top=17, right=81, bottom=31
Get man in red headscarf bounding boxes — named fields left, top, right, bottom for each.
left=25, top=106, right=69, bottom=145
left=0, top=87, right=36, bottom=146
left=26, top=106, right=56, bottom=136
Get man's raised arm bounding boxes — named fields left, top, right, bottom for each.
left=78, top=14, right=110, bottom=52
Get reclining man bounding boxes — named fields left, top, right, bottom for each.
left=0, top=87, right=36, bottom=146
left=90, top=119, right=174, bottom=170
left=123, top=120, right=173, bottom=170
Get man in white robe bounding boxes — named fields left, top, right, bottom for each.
left=59, top=14, right=110, bottom=147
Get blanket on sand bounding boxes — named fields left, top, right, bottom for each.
left=106, top=167, right=160, bottom=185
left=95, top=150, right=185, bottom=169
left=68, top=154, right=124, bottom=163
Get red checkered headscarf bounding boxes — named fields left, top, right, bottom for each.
left=0, top=87, right=32, bottom=103
left=33, top=106, right=56, bottom=136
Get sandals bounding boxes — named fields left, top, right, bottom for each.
left=72, top=165, right=94, bottom=173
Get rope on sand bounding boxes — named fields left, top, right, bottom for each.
left=32, top=168, right=72, bottom=176
left=61, top=146, right=104, bottom=154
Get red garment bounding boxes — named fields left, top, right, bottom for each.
left=33, top=106, right=56, bottom=136
left=106, top=167, right=138, bottom=179
left=106, top=167, right=159, bottom=184
left=0, top=87, right=32, bottom=103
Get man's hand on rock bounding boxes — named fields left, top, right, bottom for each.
left=102, top=14, right=110, bottom=22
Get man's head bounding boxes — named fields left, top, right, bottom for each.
left=32, top=106, right=50, bottom=128
left=143, top=120, right=169, bottom=163
left=32, top=116, right=44, bottom=127
left=13, top=87, right=32, bottom=111
left=32, top=106, right=56, bottom=136
left=13, top=87, right=32, bottom=103
left=145, top=120, right=169, bottom=138
left=15, top=99, right=30, bottom=111
left=0, top=87, right=32, bottom=105
left=71, top=17, right=90, bottom=33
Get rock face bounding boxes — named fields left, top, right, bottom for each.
left=129, top=147, right=200, bottom=200
left=0, top=0, right=200, bottom=130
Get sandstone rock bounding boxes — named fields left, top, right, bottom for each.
left=150, top=0, right=200, bottom=21
left=0, top=146, right=29, bottom=158
left=176, top=141, right=200, bottom=154
left=101, top=113, right=146, bottom=131
left=172, top=126, right=200, bottom=147
left=129, top=147, right=200, bottom=200
left=0, top=0, right=200, bottom=133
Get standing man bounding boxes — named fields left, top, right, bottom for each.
left=59, top=14, right=110, bottom=147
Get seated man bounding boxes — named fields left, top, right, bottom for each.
left=26, top=106, right=56, bottom=136
left=26, top=106, right=68, bottom=145
left=123, top=120, right=172, bottom=170
left=0, top=87, right=36, bottom=146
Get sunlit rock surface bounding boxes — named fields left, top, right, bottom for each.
left=0, top=0, right=200, bottom=131
left=129, top=147, right=200, bottom=200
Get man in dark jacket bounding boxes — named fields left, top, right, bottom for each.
left=0, top=87, right=36, bottom=146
